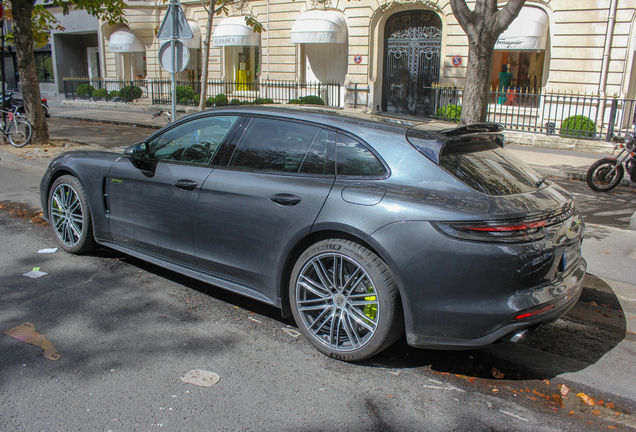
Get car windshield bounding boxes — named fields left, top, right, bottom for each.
left=439, top=141, right=543, bottom=196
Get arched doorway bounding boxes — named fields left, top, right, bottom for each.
left=382, top=10, right=442, bottom=115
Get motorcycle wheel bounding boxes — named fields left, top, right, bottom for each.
left=586, top=158, right=624, bottom=192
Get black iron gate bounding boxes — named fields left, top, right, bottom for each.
left=382, top=11, right=442, bottom=115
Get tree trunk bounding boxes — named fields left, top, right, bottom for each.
left=198, top=0, right=216, bottom=111
left=461, top=38, right=497, bottom=124
left=450, top=0, right=526, bottom=125
left=11, top=0, right=49, bottom=144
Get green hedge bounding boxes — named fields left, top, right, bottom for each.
left=559, top=115, right=597, bottom=139
left=175, top=86, right=195, bottom=101
left=109, top=90, right=120, bottom=98
left=119, top=85, right=142, bottom=100
left=436, top=105, right=462, bottom=123
left=92, top=88, right=108, bottom=98
left=76, top=84, right=95, bottom=97
left=288, top=99, right=301, bottom=105
left=299, top=95, right=324, bottom=105
left=253, top=97, right=274, bottom=105
left=230, top=98, right=241, bottom=105
left=215, top=94, right=229, bottom=106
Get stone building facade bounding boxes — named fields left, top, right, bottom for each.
left=97, top=0, right=636, bottom=115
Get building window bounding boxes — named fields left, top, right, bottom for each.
left=35, top=52, right=54, bottom=83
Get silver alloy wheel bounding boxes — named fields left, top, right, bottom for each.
left=50, top=183, right=85, bottom=247
left=295, top=252, right=380, bottom=352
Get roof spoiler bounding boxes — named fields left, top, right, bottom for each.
left=438, top=122, right=503, bottom=137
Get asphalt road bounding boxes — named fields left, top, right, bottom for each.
left=1, top=119, right=636, bottom=431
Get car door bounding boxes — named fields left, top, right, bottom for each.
left=107, top=115, right=241, bottom=266
left=195, top=116, right=336, bottom=301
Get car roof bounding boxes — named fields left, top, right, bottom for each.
left=195, top=105, right=457, bottom=135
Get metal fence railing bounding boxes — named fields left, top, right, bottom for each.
left=63, top=78, right=636, bottom=142
left=428, top=86, right=636, bottom=142
left=63, top=78, right=341, bottom=108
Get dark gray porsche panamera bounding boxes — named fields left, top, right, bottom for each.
left=40, top=106, right=586, bottom=361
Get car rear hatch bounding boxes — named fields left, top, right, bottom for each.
left=407, top=122, right=585, bottom=287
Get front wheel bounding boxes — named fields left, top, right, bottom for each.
left=290, top=239, right=404, bottom=361
left=586, top=158, right=624, bottom=192
left=7, top=119, right=33, bottom=148
left=48, top=175, right=97, bottom=254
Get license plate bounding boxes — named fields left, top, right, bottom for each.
left=563, top=241, right=581, bottom=270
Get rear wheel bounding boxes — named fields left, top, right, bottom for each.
left=290, top=239, right=404, bottom=361
left=586, top=158, right=624, bottom=192
left=48, top=175, right=97, bottom=254
left=7, top=119, right=32, bottom=148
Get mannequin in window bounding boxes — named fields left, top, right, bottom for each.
left=498, top=65, right=513, bottom=104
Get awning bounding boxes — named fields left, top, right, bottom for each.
left=108, top=27, right=145, bottom=52
left=181, top=21, right=202, bottom=49
left=495, top=7, right=549, bottom=50
left=212, top=16, right=260, bottom=46
left=290, top=10, right=347, bottom=44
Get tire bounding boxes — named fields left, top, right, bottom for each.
left=43, top=103, right=50, bottom=118
left=290, top=239, right=404, bottom=361
left=48, top=175, right=97, bottom=254
left=586, top=158, right=624, bottom=192
left=7, top=119, right=32, bottom=148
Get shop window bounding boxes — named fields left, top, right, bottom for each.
left=227, top=46, right=259, bottom=90
left=491, top=51, right=544, bottom=95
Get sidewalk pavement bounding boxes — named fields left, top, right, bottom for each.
left=0, top=97, right=624, bottom=184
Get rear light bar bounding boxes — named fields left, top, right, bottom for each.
left=514, top=303, right=555, bottom=320
left=432, top=218, right=546, bottom=243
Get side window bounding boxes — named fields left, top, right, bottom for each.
left=148, top=116, right=238, bottom=165
left=336, top=134, right=387, bottom=177
left=229, top=118, right=330, bottom=174
left=299, top=129, right=335, bottom=175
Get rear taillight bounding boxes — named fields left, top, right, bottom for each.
left=41, top=98, right=47, bottom=102
left=432, top=219, right=546, bottom=243
left=514, top=303, right=555, bottom=320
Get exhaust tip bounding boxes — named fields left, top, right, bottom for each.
left=510, top=329, right=528, bottom=343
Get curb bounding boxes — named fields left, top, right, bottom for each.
left=51, top=114, right=162, bottom=130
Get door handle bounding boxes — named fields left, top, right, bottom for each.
left=269, top=193, right=301, bottom=206
left=173, top=179, right=198, bottom=191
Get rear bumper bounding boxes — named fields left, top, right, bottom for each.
left=406, top=258, right=586, bottom=349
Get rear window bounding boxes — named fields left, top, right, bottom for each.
left=440, top=141, right=542, bottom=196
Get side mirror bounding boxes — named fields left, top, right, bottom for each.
left=124, top=142, right=148, bottom=161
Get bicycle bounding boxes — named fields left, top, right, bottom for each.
left=1, top=105, right=33, bottom=147
left=151, top=109, right=172, bottom=124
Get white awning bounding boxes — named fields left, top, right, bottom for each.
left=290, top=10, right=347, bottom=44
left=212, top=16, right=260, bottom=46
left=108, top=27, right=145, bottom=52
left=495, top=7, right=549, bottom=50
left=184, top=21, right=202, bottom=49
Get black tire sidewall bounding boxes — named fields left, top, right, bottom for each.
left=289, top=239, right=401, bottom=361
left=48, top=175, right=96, bottom=254
left=587, top=158, right=623, bottom=192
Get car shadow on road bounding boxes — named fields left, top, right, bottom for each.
left=118, top=251, right=628, bottom=382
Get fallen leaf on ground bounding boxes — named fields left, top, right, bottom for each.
left=491, top=367, right=504, bottom=379
left=560, top=384, right=570, bottom=397
left=606, top=402, right=615, bottom=409
left=592, top=409, right=601, bottom=416
left=577, top=392, right=596, bottom=406
left=589, top=301, right=598, bottom=306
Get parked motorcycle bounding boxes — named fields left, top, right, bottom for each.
left=586, top=128, right=636, bottom=191
left=2, top=91, right=50, bottom=118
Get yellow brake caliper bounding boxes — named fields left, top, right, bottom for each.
left=363, top=286, right=377, bottom=321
